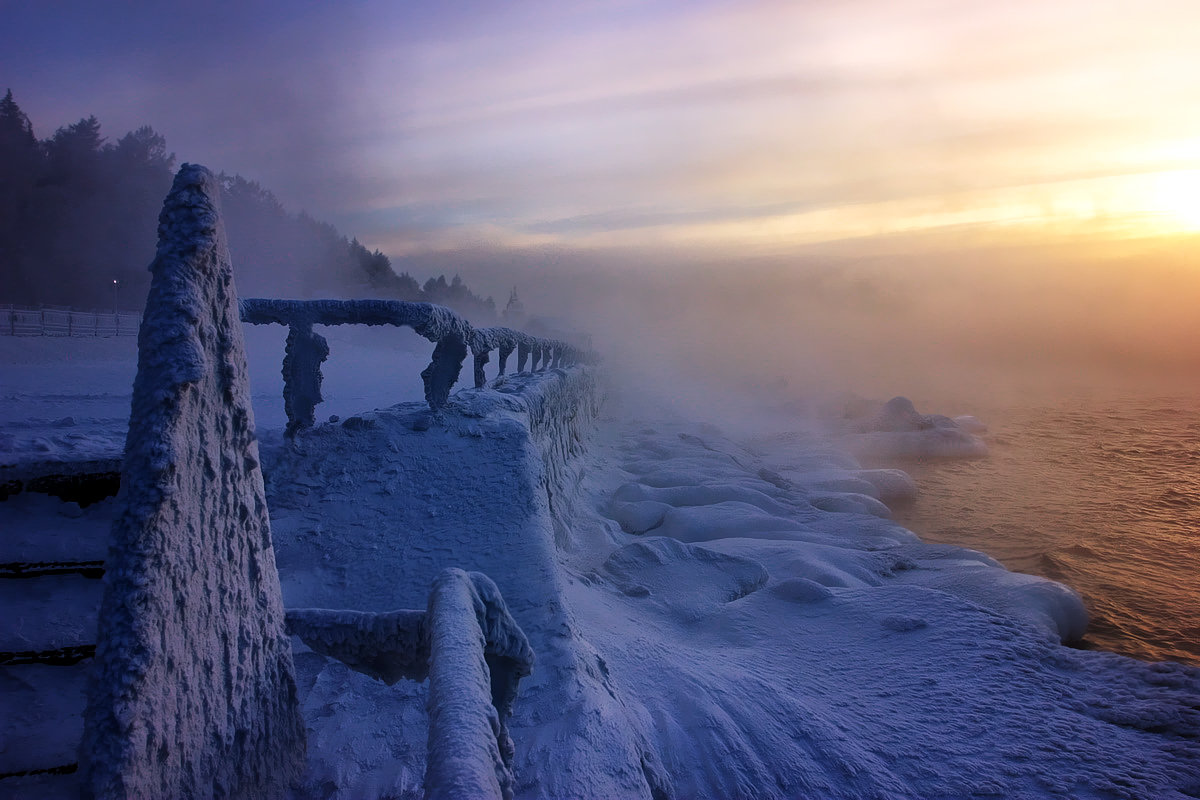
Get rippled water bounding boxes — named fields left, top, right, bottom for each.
left=893, top=397, right=1200, bottom=665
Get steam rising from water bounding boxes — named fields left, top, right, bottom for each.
left=443, top=233, right=1200, bottom=419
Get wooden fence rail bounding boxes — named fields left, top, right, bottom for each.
left=0, top=305, right=141, bottom=337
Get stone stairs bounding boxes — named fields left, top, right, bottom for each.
left=0, top=468, right=117, bottom=798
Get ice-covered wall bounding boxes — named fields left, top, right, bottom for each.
left=80, top=164, right=306, bottom=798
left=266, top=365, right=675, bottom=799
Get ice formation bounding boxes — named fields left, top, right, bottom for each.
left=286, top=569, right=534, bottom=800
left=844, top=395, right=989, bottom=460
left=282, top=323, right=330, bottom=436
left=79, top=164, right=305, bottom=798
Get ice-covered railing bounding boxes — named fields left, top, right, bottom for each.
left=81, top=163, right=538, bottom=798
left=239, top=298, right=591, bottom=435
left=285, top=568, right=535, bottom=800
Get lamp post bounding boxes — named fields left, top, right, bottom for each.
left=112, top=279, right=120, bottom=315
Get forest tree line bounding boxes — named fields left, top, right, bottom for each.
left=0, top=90, right=512, bottom=324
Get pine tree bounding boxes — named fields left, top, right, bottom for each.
left=0, top=89, right=37, bottom=153
left=503, top=287, right=526, bottom=323
left=0, top=90, right=41, bottom=303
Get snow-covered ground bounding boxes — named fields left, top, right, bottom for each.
left=2, top=333, right=1199, bottom=799
left=0, top=325, right=430, bottom=468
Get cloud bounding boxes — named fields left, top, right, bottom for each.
left=5, top=0, right=1199, bottom=258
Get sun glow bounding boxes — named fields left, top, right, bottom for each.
left=1151, top=169, right=1200, bottom=230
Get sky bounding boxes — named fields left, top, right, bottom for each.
left=4, top=0, right=1199, bottom=264
left=5, top=0, right=1200, bottom=398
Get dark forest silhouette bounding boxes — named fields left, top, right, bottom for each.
left=0, top=90, right=502, bottom=323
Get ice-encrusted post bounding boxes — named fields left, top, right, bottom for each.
left=283, top=321, right=330, bottom=436
left=421, top=331, right=468, bottom=409
left=81, top=164, right=305, bottom=798
left=473, top=347, right=490, bottom=389
left=284, top=569, right=534, bottom=800
left=425, top=569, right=529, bottom=800
left=497, top=342, right=514, bottom=376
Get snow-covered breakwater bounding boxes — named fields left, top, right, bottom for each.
left=262, top=374, right=1200, bottom=798
left=261, top=365, right=654, bottom=799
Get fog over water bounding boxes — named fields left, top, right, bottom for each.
left=445, top=232, right=1200, bottom=412
left=442, top=232, right=1200, bottom=668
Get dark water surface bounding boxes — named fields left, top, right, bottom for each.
left=893, top=396, right=1200, bottom=665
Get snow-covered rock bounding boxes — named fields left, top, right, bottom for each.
left=844, top=396, right=989, bottom=460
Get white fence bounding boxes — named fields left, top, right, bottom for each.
left=0, top=305, right=141, bottom=337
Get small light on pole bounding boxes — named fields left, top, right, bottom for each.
left=112, top=279, right=120, bottom=315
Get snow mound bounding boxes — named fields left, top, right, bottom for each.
left=892, top=546, right=1090, bottom=643
left=599, top=537, right=768, bottom=619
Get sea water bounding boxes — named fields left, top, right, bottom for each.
left=893, top=396, right=1200, bottom=665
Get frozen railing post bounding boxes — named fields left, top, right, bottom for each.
left=285, top=569, right=535, bottom=800
left=421, top=327, right=469, bottom=407
left=517, top=341, right=530, bottom=372
left=81, top=163, right=306, bottom=799
left=283, top=321, right=330, bottom=436
left=497, top=341, right=515, bottom=376
left=473, top=347, right=491, bottom=389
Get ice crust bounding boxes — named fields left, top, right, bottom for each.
left=259, top=373, right=1200, bottom=798
left=4, top=329, right=1200, bottom=798
left=78, top=164, right=305, bottom=798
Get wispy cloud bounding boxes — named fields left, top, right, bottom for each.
left=5, top=0, right=1199, bottom=256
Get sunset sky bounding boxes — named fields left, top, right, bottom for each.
left=4, top=0, right=1199, bottom=264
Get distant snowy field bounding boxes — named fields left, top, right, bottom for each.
left=0, top=325, right=431, bottom=465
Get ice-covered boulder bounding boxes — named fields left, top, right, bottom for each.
left=844, top=396, right=988, bottom=460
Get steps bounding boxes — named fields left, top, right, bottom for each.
left=0, top=470, right=115, bottom=799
